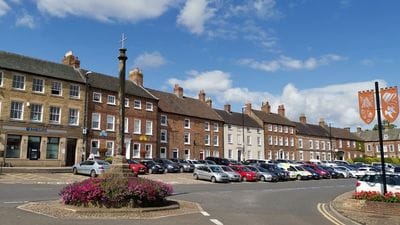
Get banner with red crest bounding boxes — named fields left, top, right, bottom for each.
left=358, top=90, right=375, bottom=124
left=380, top=86, right=399, bottom=123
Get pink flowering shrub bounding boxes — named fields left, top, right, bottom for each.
left=353, top=191, right=400, bottom=203
left=59, top=176, right=173, bottom=208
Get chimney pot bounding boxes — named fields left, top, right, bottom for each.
left=62, top=51, right=80, bottom=68
left=128, top=68, right=143, bottom=86
left=261, top=101, right=271, bottom=113
left=299, top=114, right=307, bottom=124
left=245, top=101, right=252, bottom=115
left=199, top=90, right=206, bottom=102
left=174, top=84, right=183, bottom=98
left=224, top=104, right=231, bottom=112
left=278, top=104, right=285, bottom=117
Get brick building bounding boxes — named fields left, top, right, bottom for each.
left=147, top=87, right=224, bottom=160
left=356, top=127, right=400, bottom=158
left=0, top=51, right=86, bottom=166
left=245, top=102, right=297, bottom=160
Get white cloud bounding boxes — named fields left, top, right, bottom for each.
left=133, top=52, right=167, bottom=69
left=15, top=12, right=36, bottom=29
left=177, top=0, right=215, bottom=34
left=239, top=54, right=347, bottom=72
left=35, top=0, right=177, bottom=23
left=0, top=0, right=10, bottom=17
left=167, top=69, right=389, bottom=129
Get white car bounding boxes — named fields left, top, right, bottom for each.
left=334, top=166, right=356, bottom=178
left=356, top=174, right=400, bottom=194
left=354, top=167, right=377, bottom=178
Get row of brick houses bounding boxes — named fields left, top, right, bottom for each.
left=0, top=50, right=366, bottom=166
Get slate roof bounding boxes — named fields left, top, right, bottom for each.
left=147, top=88, right=223, bottom=121
left=294, top=122, right=330, bottom=138
left=356, top=128, right=400, bottom=142
left=251, top=109, right=295, bottom=127
left=214, top=109, right=262, bottom=128
left=329, top=127, right=363, bottom=141
left=0, top=50, right=85, bottom=83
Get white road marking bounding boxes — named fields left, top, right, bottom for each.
left=4, top=201, right=29, bottom=204
left=210, top=219, right=224, bottom=225
left=201, top=211, right=210, bottom=216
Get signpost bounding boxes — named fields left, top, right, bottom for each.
left=358, top=82, right=399, bottom=194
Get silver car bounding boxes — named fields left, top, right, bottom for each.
left=72, top=160, right=111, bottom=177
left=193, top=165, right=230, bottom=183
left=220, top=165, right=241, bottom=182
left=246, top=165, right=274, bottom=182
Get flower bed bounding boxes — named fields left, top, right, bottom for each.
left=353, top=191, right=400, bottom=203
left=59, top=175, right=173, bottom=208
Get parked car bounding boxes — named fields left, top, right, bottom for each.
left=170, top=158, right=195, bottom=172
left=354, top=167, right=378, bottom=178
left=219, top=165, right=241, bottom=182
left=356, top=174, right=400, bottom=194
left=205, top=157, right=230, bottom=166
left=193, top=165, right=230, bottom=183
left=303, top=164, right=330, bottom=179
left=334, top=166, right=355, bottom=178
left=72, top=160, right=111, bottom=177
left=320, top=165, right=341, bottom=179
left=287, top=165, right=313, bottom=180
left=243, top=159, right=271, bottom=165
left=187, top=159, right=203, bottom=168
left=229, top=165, right=258, bottom=182
left=302, top=166, right=321, bottom=180
left=127, top=159, right=147, bottom=175
left=198, top=159, right=217, bottom=165
left=246, top=165, right=278, bottom=182
left=153, top=158, right=180, bottom=173
left=259, top=163, right=290, bottom=181
left=139, top=159, right=165, bottom=174
left=227, top=159, right=242, bottom=165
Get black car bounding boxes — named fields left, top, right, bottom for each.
left=170, top=159, right=195, bottom=172
left=320, top=166, right=340, bottom=179
left=302, top=166, right=321, bottom=180
left=139, top=159, right=165, bottom=174
left=259, top=163, right=290, bottom=181
left=153, top=158, right=180, bottom=173
left=205, top=157, right=230, bottom=166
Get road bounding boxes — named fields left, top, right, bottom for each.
left=0, top=178, right=356, bottom=225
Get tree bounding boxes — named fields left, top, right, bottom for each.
left=372, top=119, right=397, bottom=130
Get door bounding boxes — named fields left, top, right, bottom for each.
left=66, top=139, right=77, bottom=166
left=28, top=136, right=41, bottom=160
left=237, top=150, right=242, bottom=162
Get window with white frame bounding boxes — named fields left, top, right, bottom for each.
left=247, top=151, right=251, bottom=159
left=367, top=144, right=371, bottom=151
left=274, top=136, right=278, bottom=145
left=268, top=136, right=273, bottom=145
left=327, top=153, right=331, bottom=161
left=290, top=127, right=294, bottom=134
left=134, top=119, right=141, bottom=134
left=213, top=123, right=219, bottom=132
left=273, top=125, right=277, bottom=132
left=145, top=144, right=152, bottom=158
left=284, top=126, right=288, bottom=133
left=246, top=136, right=251, bottom=145
left=93, top=92, right=102, bottom=102
left=160, top=115, right=167, bottom=126
left=228, top=133, right=233, bottom=144
left=278, top=125, right=282, bottom=133
left=268, top=151, right=272, bottom=159
left=228, top=149, right=232, bottom=159
left=268, top=124, right=272, bottom=131
left=12, top=74, right=25, bottom=90
left=69, top=84, right=80, bottom=98
left=290, top=137, right=294, bottom=147
left=68, top=108, right=79, bottom=125
left=160, top=147, right=167, bottom=158
left=204, top=134, right=210, bottom=145
left=205, top=149, right=211, bottom=157
left=398, top=144, right=400, bottom=152
left=124, top=118, right=129, bottom=133
left=279, top=137, right=283, bottom=146
left=32, top=78, right=44, bottom=93
left=339, top=140, right=343, bottom=148
left=91, top=113, right=100, bottom=129
left=204, top=121, right=210, bottom=131
left=257, top=128, right=261, bottom=134
left=353, top=141, right=356, bottom=148
left=146, top=120, right=153, bottom=135
left=160, top=129, right=167, bottom=143
left=228, top=124, right=232, bottom=130
left=184, top=149, right=190, bottom=159
left=327, top=142, right=331, bottom=150
left=49, top=106, right=61, bottom=124
left=106, top=115, right=115, bottom=131
left=284, top=137, right=288, bottom=146
left=213, top=135, right=219, bottom=146
left=298, top=139, right=303, bottom=148
left=146, top=102, right=153, bottom=111
left=299, top=151, right=304, bottom=161
left=257, top=151, right=261, bottom=159
left=172, top=149, right=178, bottom=159
left=107, top=95, right=116, bottom=105
left=125, top=98, right=129, bottom=107
left=184, top=132, right=190, bottom=144
left=315, top=140, right=319, bottom=149
left=0, top=71, right=3, bottom=87
left=91, top=140, right=100, bottom=156
left=321, top=141, right=326, bottom=150
left=310, top=152, right=314, bottom=160
left=184, top=119, right=190, bottom=129
left=346, top=140, right=350, bottom=147
left=51, top=81, right=62, bottom=96
left=106, top=141, right=114, bottom=156
left=213, top=150, right=219, bottom=157
left=30, top=104, right=43, bottom=122
left=134, top=100, right=141, bottom=109
left=309, top=140, right=314, bottom=149
left=133, top=143, right=140, bottom=158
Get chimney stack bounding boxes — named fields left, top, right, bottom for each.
left=278, top=104, right=285, bottom=117
left=261, top=101, right=271, bottom=113
left=173, top=84, right=183, bottom=98
left=299, top=114, right=307, bottom=124
left=357, top=127, right=362, bottom=133
left=319, top=118, right=327, bottom=128
left=344, top=127, right=351, bottom=132
left=224, top=104, right=231, bottom=113
left=198, top=90, right=206, bottom=102
left=206, top=97, right=212, bottom=108
left=128, top=68, right=143, bottom=86
left=62, top=51, right=80, bottom=68
left=244, top=101, right=252, bottom=115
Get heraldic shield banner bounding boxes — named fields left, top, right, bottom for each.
left=358, top=90, right=375, bottom=124
left=380, top=86, right=399, bottom=123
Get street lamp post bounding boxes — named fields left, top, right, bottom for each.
left=329, top=123, right=333, bottom=161
left=83, top=71, right=92, bottom=161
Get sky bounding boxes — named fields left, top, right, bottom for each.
left=0, top=0, right=399, bottom=130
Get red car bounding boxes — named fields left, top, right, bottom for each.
left=230, top=165, right=258, bottom=182
left=127, top=159, right=147, bottom=175
left=303, top=164, right=330, bottom=179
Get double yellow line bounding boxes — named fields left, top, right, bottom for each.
left=317, top=203, right=345, bottom=225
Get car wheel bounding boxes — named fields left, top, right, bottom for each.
left=90, top=170, right=96, bottom=178
left=194, top=174, right=199, bottom=180
left=339, top=174, right=345, bottom=178
left=211, top=176, right=216, bottom=183
left=148, top=168, right=153, bottom=174
left=260, top=176, right=266, bottom=182
left=72, top=168, right=77, bottom=175
left=180, top=167, right=184, bottom=173
left=242, top=177, right=247, bottom=182
left=296, top=175, right=301, bottom=180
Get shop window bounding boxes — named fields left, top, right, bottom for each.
left=46, top=137, right=59, bottom=159
left=6, top=135, right=21, bottom=158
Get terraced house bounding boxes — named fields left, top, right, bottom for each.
left=356, top=127, right=400, bottom=158
left=244, top=101, right=296, bottom=160
left=148, top=86, right=224, bottom=160
left=215, top=104, right=264, bottom=161
left=0, top=51, right=86, bottom=166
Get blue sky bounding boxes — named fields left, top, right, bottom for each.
left=0, top=0, right=399, bottom=129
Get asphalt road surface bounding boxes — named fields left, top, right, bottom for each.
left=0, top=178, right=356, bottom=225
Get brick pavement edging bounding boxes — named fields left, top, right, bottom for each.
left=332, top=191, right=400, bottom=225
left=17, top=199, right=201, bottom=219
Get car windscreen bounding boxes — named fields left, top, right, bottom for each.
left=164, top=159, right=174, bottom=164
left=241, top=167, right=251, bottom=172
left=210, top=166, right=223, bottom=173
left=257, top=167, right=268, bottom=172
left=247, top=166, right=257, bottom=172
left=96, top=160, right=109, bottom=165
left=221, top=166, right=234, bottom=172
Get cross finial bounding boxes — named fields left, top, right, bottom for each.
left=119, top=33, right=127, bottom=49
